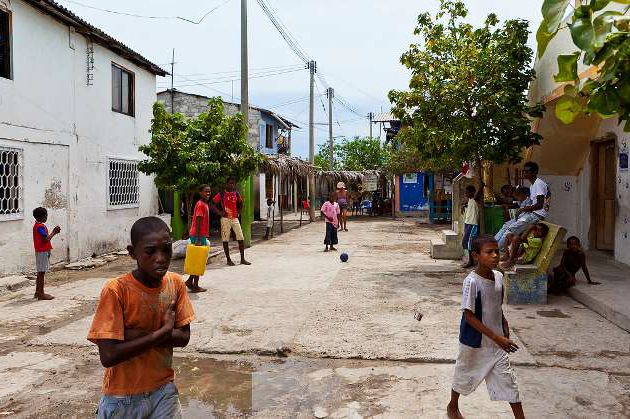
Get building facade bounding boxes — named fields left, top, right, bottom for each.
left=157, top=89, right=298, bottom=219
left=525, top=3, right=630, bottom=265
left=0, top=0, right=166, bottom=274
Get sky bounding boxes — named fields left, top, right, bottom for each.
left=57, top=0, right=545, bottom=159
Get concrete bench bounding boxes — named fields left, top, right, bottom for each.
left=503, top=221, right=566, bottom=305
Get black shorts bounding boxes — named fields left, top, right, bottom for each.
left=324, top=222, right=339, bottom=245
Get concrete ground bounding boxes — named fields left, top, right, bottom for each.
left=0, top=218, right=628, bottom=418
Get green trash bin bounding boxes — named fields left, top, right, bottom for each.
left=484, top=205, right=504, bottom=236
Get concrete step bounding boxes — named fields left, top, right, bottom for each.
left=440, top=229, right=459, bottom=245
left=568, top=286, right=630, bottom=332
left=430, top=239, right=463, bottom=260
left=0, top=275, right=32, bottom=297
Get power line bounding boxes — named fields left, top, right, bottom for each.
left=173, top=64, right=304, bottom=78
left=59, top=0, right=233, bottom=24
left=255, top=0, right=309, bottom=63
left=158, top=67, right=303, bottom=87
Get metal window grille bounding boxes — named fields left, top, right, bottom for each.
left=0, top=146, right=23, bottom=220
left=108, top=158, right=139, bottom=208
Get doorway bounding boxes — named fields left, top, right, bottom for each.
left=592, top=139, right=616, bottom=251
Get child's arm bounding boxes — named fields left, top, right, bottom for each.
left=194, top=216, right=203, bottom=245
left=580, top=252, right=598, bottom=284
left=125, top=324, right=190, bottom=348
left=41, top=226, right=61, bottom=243
left=502, top=314, right=510, bottom=340
left=97, top=301, right=176, bottom=368
left=519, top=224, right=536, bottom=240
left=209, top=198, right=227, bottom=218
left=463, top=309, right=519, bottom=353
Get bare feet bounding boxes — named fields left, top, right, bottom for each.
left=588, top=281, right=601, bottom=285
left=190, top=287, right=207, bottom=293
left=240, top=260, right=251, bottom=266
left=185, top=279, right=193, bottom=290
left=324, top=248, right=329, bottom=252
left=35, top=293, right=54, bottom=300
left=330, top=246, right=337, bottom=251
left=447, top=403, right=464, bottom=419
left=344, top=228, right=348, bottom=232
left=227, top=260, right=236, bottom=266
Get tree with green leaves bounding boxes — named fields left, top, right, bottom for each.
left=315, top=136, right=387, bottom=171
left=389, top=0, right=544, bottom=231
left=538, top=0, right=630, bottom=127
left=139, top=99, right=265, bottom=226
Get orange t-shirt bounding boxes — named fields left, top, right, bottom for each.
left=87, top=272, right=195, bottom=395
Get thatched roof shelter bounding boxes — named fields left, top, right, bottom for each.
left=316, top=169, right=384, bottom=183
left=260, top=155, right=315, bottom=180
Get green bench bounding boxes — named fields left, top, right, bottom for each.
left=502, top=221, right=567, bottom=305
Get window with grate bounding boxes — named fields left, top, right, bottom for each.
left=0, top=146, right=23, bottom=220
left=108, top=158, right=139, bottom=208
left=0, top=10, right=10, bottom=79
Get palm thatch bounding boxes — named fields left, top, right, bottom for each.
left=316, top=169, right=383, bottom=183
left=260, top=154, right=315, bottom=180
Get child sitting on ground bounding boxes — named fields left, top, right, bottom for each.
left=88, top=217, right=195, bottom=418
left=321, top=191, right=340, bottom=252
left=549, top=236, right=599, bottom=294
left=32, top=207, right=61, bottom=300
left=501, top=222, right=549, bottom=269
left=447, top=235, right=524, bottom=419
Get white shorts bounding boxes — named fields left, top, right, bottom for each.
left=266, top=218, right=273, bottom=228
left=452, top=344, right=520, bottom=403
left=36, top=252, right=50, bottom=273
left=220, top=217, right=244, bottom=242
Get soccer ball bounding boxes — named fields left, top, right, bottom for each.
left=340, top=253, right=349, bottom=263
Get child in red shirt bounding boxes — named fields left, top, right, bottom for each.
left=186, top=184, right=211, bottom=293
left=32, top=207, right=60, bottom=300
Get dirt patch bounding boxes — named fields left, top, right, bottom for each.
left=536, top=309, right=571, bottom=318
left=220, top=325, right=254, bottom=337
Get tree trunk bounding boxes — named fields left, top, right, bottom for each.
left=476, top=157, right=486, bottom=235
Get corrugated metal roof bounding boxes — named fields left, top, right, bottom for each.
left=24, top=0, right=167, bottom=76
left=372, top=112, right=399, bottom=123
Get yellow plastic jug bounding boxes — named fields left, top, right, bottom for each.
left=183, top=244, right=209, bottom=276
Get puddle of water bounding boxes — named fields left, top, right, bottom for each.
left=175, top=357, right=254, bottom=418
left=536, top=309, right=571, bottom=318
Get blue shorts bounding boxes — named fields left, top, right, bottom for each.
left=189, top=236, right=208, bottom=246
left=462, top=224, right=479, bottom=250
left=96, top=382, right=181, bottom=419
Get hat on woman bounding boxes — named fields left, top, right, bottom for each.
left=337, top=182, right=346, bottom=189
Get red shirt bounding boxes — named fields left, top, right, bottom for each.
left=189, top=200, right=210, bottom=237
left=33, top=222, right=52, bottom=252
left=213, top=192, right=242, bottom=219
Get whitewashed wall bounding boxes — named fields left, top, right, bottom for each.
left=0, top=0, right=159, bottom=274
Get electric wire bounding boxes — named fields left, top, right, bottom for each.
left=59, top=0, right=233, bottom=24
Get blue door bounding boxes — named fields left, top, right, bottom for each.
left=399, top=173, right=429, bottom=212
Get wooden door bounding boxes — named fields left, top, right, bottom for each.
left=595, top=141, right=616, bottom=250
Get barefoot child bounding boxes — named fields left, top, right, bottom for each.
left=210, top=177, right=251, bottom=266
left=186, top=184, right=211, bottom=293
left=461, top=183, right=484, bottom=268
left=448, top=236, right=525, bottom=419
left=321, top=192, right=340, bottom=252
left=88, top=217, right=195, bottom=419
left=549, top=236, right=599, bottom=293
left=32, top=207, right=61, bottom=300
left=264, top=198, right=274, bottom=240
left=501, top=223, right=549, bottom=269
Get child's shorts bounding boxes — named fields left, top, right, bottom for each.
left=35, top=252, right=50, bottom=273
left=189, top=236, right=209, bottom=246
left=96, top=381, right=182, bottom=419
left=452, top=344, right=520, bottom=403
left=221, top=217, right=244, bottom=242
left=462, top=224, right=479, bottom=250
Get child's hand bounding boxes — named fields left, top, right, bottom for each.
left=53, top=226, right=61, bottom=234
left=493, top=335, right=519, bottom=353
left=162, top=301, right=176, bottom=332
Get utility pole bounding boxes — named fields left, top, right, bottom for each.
left=368, top=112, right=374, bottom=138
left=240, top=0, right=253, bottom=246
left=308, top=60, right=316, bottom=221
left=327, top=87, right=334, bottom=169
left=170, top=49, right=176, bottom=114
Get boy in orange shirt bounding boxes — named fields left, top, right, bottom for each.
left=88, top=217, right=195, bottom=418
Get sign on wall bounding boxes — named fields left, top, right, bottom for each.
left=403, top=173, right=418, bottom=184
left=364, top=174, right=378, bottom=191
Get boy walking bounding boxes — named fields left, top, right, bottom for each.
left=321, top=192, right=340, bottom=252
left=32, top=207, right=60, bottom=300
left=448, top=236, right=524, bottom=419
left=210, top=177, right=251, bottom=266
left=88, top=217, right=195, bottom=419
left=186, top=184, right=211, bottom=293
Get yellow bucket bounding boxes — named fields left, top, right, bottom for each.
left=183, top=244, right=209, bottom=276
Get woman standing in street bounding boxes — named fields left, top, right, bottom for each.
left=336, top=182, right=349, bottom=231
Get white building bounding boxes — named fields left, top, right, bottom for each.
left=0, top=0, right=167, bottom=274
left=526, top=2, right=630, bottom=265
